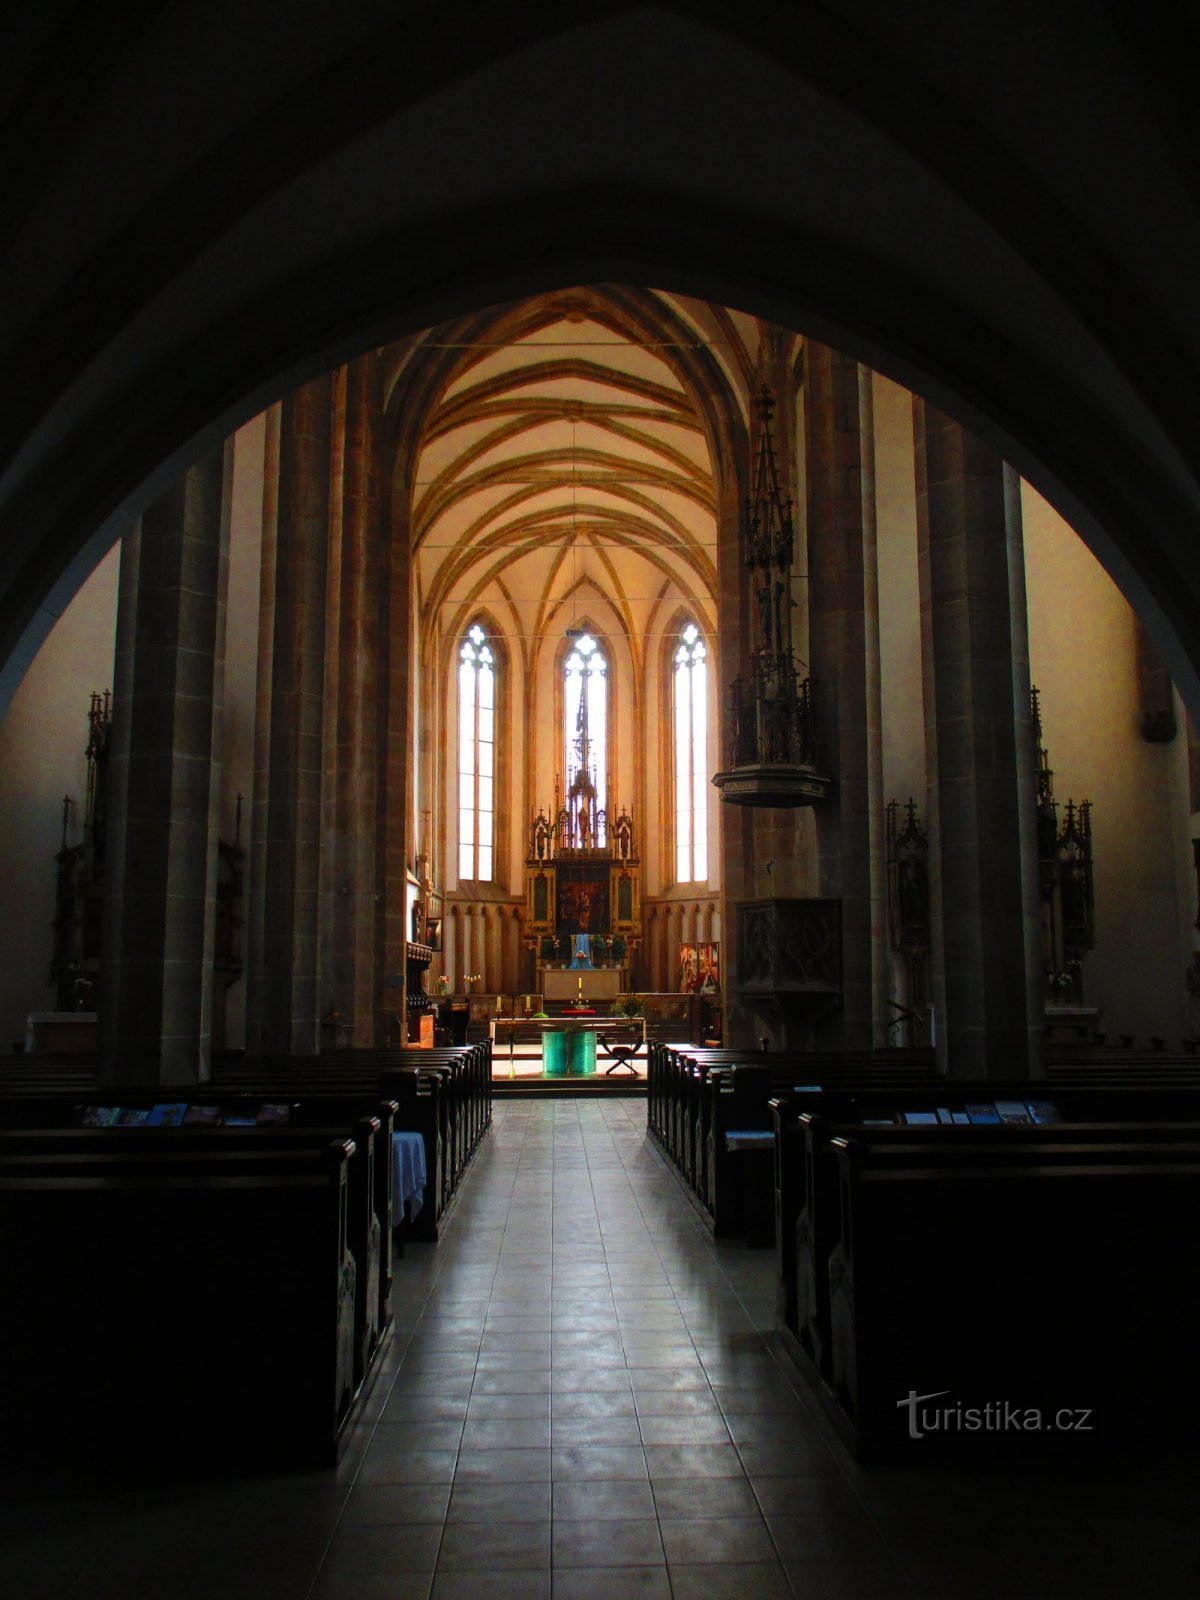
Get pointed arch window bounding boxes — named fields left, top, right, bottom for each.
left=564, top=633, right=607, bottom=847
left=458, top=622, right=494, bottom=881
left=674, top=621, right=708, bottom=883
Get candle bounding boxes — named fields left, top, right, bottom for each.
left=495, top=994, right=502, bottom=1013
left=524, top=994, right=530, bottom=1014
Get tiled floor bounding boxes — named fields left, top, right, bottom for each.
left=3, top=1098, right=1198, bottom=1598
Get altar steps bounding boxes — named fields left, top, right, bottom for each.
left=493, top=1075, right=646, bottom=1098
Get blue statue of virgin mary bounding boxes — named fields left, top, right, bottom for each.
left=569, top=934, right=593, bottom=969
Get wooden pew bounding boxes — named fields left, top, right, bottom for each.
left=0, top=1137, right=360, bottom=1467
left=786, top=1108, right=1200, bottom=1387
left=823, top=1131, right=1200, bottom=1455
left=769, top=1080, right=1200, bottom=1362
left=699, top=1059, right=938, bottom=1236
left=0, top=1105, right=394, bottom=1388
left=208, top=1040, right=493, bottom=1234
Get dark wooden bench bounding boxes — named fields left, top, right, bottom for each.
left=210, top=1041, right=492, bottom=1230
left=770, top=1081, right=1200, bottom=1358
left=0, top=1136, right=361, bottom=1467
left=0, top=1100, right=398, bottom=1389
left=822, top=1131, right=1200, bottom=1455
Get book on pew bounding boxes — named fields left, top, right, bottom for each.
left=903, top=1111, right=940, bottom=1126
left=220, top=1110, right=258, bottom=1126
left=182, top=1104, right=221, bottom=1126
left=862, top=1117, right=898, bottom=1126
left=996, top=1100, right=1034, bottom=1125
left=1026, top=1099, right=1062, bottom=1125
left=113, top=1107, right=150, bottom=1126
left=146, top=1103, right=188, bottom=1127
left=950, top=1111, right=971, bottom=1126
left=965, top=1103, right=1001, bottom=1124
left=79, top=1105, right=121, bottom=1127
left=256, top=1103, right=293, bottom=1125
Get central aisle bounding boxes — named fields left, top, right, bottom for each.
left=312, top=1098, right=892, bottom=1599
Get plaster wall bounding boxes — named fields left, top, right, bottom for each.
left=0, top=546, right=119, bottom=1049
left=1023, top=481, right=1190, bottom=1043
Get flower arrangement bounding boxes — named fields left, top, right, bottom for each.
left=1046, top=962, right=1081, bottom=996
left=436, top=974, right=449, bottom=996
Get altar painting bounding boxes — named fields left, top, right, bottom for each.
left=555, top=868, right=609, bottom=935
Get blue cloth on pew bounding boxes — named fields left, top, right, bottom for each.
left=392, top=1131, right=427, bottom=1221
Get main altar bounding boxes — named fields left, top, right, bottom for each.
left=524, top=673, right=640, bottom=1000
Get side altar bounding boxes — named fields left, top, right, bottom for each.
left=524, top=668, right=641, bottom=995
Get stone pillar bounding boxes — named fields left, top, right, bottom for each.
left=721, top=328, right=815, bottom=1048
left=807, top=345, right=888, bottom=1049
left=246, top=375, right=332, bottom=1055
left=100, top=442, right=232, bottom=1084
left=914, top=400, right=1042, bottom=1078
left=322, top=356, right=383, bottom=1043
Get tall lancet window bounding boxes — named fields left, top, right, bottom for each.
left=674, top=621, right=708, bottom=882
left=564, top=633, right=607, bottom=847
left=458, top=622, right=494, bottom=881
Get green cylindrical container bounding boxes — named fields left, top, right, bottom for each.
left=543, top=1030, right=568, bottom=1077
left=568, top=1029, right=597, bottom=1076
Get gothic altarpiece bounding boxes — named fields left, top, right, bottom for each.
left=524, top=683, right=640, bottom=1002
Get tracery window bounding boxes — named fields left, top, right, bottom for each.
left=674, top=621, right=708, bottom=882
left=458, top=622, right=494, bottom=881
left=564, top=633, right=607, bottom=846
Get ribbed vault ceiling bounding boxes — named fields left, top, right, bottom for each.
left=407, top=290, right=762, bottom=671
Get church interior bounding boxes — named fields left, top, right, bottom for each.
left=4, top=5, right=1200, bottom=1597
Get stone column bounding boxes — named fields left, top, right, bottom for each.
left=322, top=355, right=383, bottom=1043
left=807, top=345, right=888, bottom=1049
left=722, top=328, right=815, bottom=1048
left=100, top=442, right=232, bottom=1084
left=245, top=375, right=332, bottom=1055
left=914, top=400, right=1042, bottom=1078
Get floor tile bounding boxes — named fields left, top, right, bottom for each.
left=436, top=1519, right=551, bottom=1570
left=429, top=1570, right=549, bottom=1600
left=667, top=1560, right=795, bottom=1600
left=549, top=1567, right=671, bottom=1600
left=553, top=1415, right=643, bottom=1446
left=461, top=1417, right=551, bottom=1450
left=659, top=1515, right=778, bottom=1565
left=644, top=1443, right=745, bottom=1479
left=454, top=1447, right=551, bottom=1482
left=341, top=1482, right=452, bottom=1524
left=447, top=1481, right=552, bottom=1522
left=319, top=1522, right=442, bottom=1575
left=638, top=1414, right=732, bottom=1445
left=552, top=1444, right=648, bottom=1480
left=552, top=1516, right=666, bottom=1567
left=357, top=1448, right=459, bottom=1485
left=552, top=1477, right=658, bottom=1521
left=652, top=1476, right=761, bottom=1519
